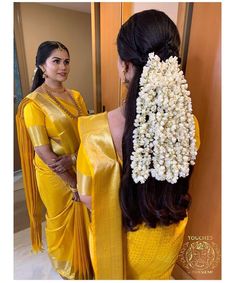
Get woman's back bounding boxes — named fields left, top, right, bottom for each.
left=107, top=109, right=190, bottom=279
left=126, top=218, right=188, bottom=279
left=107, top=107, right=125, bottom=160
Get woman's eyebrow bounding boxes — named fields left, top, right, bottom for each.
left=51, top=57, right=70, bottom=60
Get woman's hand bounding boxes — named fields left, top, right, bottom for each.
left=69, top=184, right=80, bottom=202
left=72, top=191, right=80, bottom=202
left=48, top=155, right=73, bottom=173
left=34, top=145, right=78, bottom=195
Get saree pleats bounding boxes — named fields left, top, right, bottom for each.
left=35, top=156, right=93, bottom=279
left=16, top=90, right=92, bottom=279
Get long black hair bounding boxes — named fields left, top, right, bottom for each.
left=31, top=41, right=69, bottom=92
left=117, top=10, right=192, bottom=231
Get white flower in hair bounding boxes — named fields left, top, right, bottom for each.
left=31, top=67, right=38, bottom=82
left=131, top=52, right=197, bottom=184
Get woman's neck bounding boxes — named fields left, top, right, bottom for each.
left=44, top=79, right=63, bottom=90
left=119, top=104, right=125, bottom=117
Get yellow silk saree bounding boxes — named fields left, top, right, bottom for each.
left=16, top=88, right=93, bottom=279
left=77, top=112, right=200, bottom=279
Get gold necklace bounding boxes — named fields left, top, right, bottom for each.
left=41, top=84, right=83, bottom=119
left=44, top=83, right=66, bottom=94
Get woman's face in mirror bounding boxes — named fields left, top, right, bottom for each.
left=41, top=49, right=70, bottom=83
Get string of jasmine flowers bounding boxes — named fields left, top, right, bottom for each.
left=130, top=53, right=197, bottom=184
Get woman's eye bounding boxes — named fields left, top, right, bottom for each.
left=65, top=61, right=70, bottom=65
left=53, top=60, right=60, bottom=64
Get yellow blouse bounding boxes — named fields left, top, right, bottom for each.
left=24, top=89, right=88, bottom=155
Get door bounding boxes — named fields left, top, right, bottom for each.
left=98, top=2, right=132, bottom=112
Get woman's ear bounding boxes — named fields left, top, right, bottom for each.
left=118, top=57, right=135, bottom=84
left=125, top=62, right=135, bottom=82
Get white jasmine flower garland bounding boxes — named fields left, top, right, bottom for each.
left=130, top=53, right=197, bottom=184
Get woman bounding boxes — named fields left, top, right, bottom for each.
left=16, top=41, right=93, bottom=279
left=76, top=10, right=200, bottom=279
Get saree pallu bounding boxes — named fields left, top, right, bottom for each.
left=16, top=90, right=92, bottom=279
left=77, top=112, right=200, bottom=279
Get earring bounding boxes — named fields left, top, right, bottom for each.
left=121, top=69, right=129, bottom=84
left=121, top=69, right=125, bottom=83
left=42, top=71, right=48, bottom=79
left=40, top=66, right=48, bottom=79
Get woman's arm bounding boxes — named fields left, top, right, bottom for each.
left=35, top=144, right=76, bottom=188
left=24, top=101, right=79, bottom=200
left=47, top=153, right=75, bottom=174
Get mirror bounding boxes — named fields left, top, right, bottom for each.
left=14, top=3, right=93, bottom=279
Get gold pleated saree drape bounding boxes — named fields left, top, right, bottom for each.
left=76, top=112, right=200, bottom=279
left=16, top=89, right=93, bottom=279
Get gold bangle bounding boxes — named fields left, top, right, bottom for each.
left=71, top=153, right=77, bottom=165
left=69, top=186, right=78, bottom=193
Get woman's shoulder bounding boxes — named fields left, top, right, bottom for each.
left=70, top=89, right=86, bottom=104
left=108, top=107, right=125, bottom=127
left=78, top=112, right=107, bottom=127
left=107, top=108, right=125, bottom=141
left=25, top=86, right=46, bottom=100
left=78, top=112, right=108, bottom=138
left=22, top=89, right=45, bottom=113
left=70, top=89, right=82, bottom=99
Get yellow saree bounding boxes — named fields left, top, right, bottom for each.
left=16, top=88, right=92, bottom=279
left=77, top=112, right=200, bottom=279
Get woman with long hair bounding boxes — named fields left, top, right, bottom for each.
left=16, top=41, right=93, bottom=279
left=76, top=10, right=200, bottom=279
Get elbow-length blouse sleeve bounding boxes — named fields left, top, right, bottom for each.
left=24, top=101, right=49, bottom=147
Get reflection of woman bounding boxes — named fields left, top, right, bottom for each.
left=77, top=10, right=200, bottom=279
left=16, top=41, right=92, bottom=279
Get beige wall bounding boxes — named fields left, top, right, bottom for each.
left=132, top=2, right=178, bottom=24
left=19, top=3, right=93, bottom=110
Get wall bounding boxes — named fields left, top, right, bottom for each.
left=132, top=2, right=178, bottom=24
left=19, top=3, right=93, bottom=110
left=174, top=3, right=221, bottom=279
left=100, top=3, right=123, bottom=112
left=100, top=2, right=179, bottom=112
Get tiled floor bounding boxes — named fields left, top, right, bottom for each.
left=14, top=188, right=46, bottom=232
left=14, top=172, right=29, bottom=232
left=14, top=189, right=30, bottom=232
left=14, top=222, right=62, bottom=280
